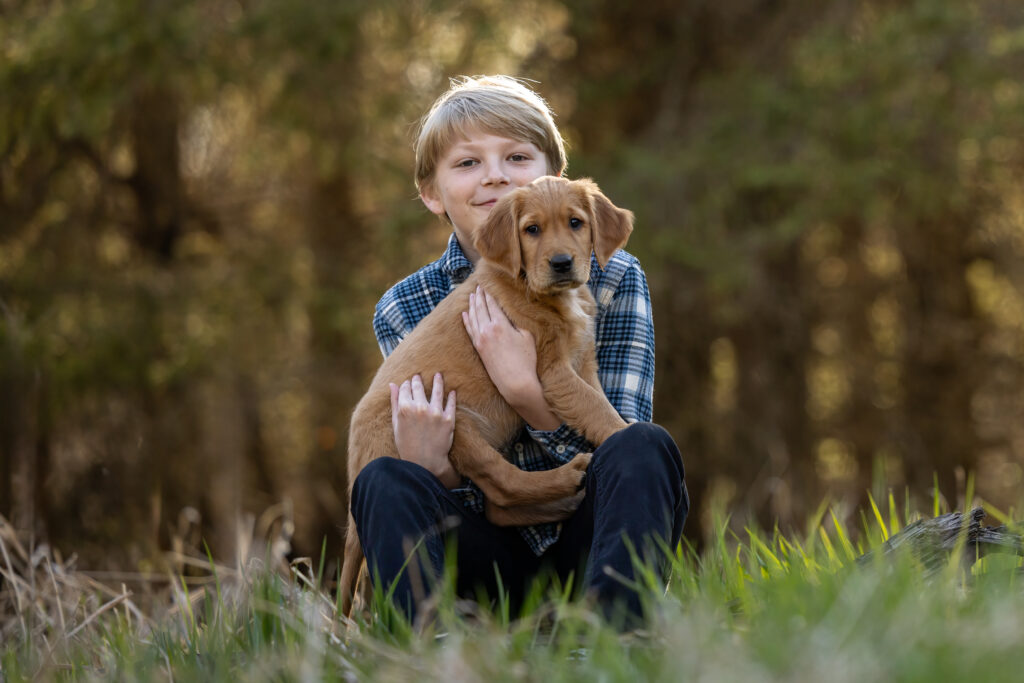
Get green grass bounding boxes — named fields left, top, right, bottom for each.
left=3, top=496, right=1024, bottom=682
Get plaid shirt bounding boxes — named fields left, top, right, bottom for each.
left=373, top=233, right=655, bottom=555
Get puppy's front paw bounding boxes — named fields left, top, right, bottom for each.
left=569, top=451, right=592, bottom=490
left=556, top=489, right=587, bottom=517
left=569, top=451, right=592, bottom=471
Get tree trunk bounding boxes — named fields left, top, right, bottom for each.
left=301, top=171, right=370, bottom=558
left=130, top=85, right=183, bottom=262
left=824, top=218, right=893, bottom=501
left=732, top=242, right=812, bottom=528
left=896, top=216, right=982, bottom=506
left=652, top=267, right=716, bottom=541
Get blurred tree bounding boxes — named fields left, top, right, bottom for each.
left=3, top=0, right=1024, bottom=568
left=553, top=0, right=1024, bottom=533
left=0, top=0, right=581, bottom=568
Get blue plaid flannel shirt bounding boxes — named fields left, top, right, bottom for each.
left=373, top=233, right=655, bottom=555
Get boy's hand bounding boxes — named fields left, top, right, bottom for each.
left=390, top=373, right=461, bottom=489
left=462, top=285, right=561, bottom=431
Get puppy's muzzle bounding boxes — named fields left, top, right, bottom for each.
left=550, top=253, right=574, bottom=276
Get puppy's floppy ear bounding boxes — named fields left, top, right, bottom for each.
left=473, top=192, right=522, bottom=278
left=583, top=180, right=634, bottom=269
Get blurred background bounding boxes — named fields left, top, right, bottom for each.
left=3, top=0, right=1024, bottom=574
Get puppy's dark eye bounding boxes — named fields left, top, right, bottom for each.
left=525, top=225, right=540, bottom=235
left=569, top=217, right=582, bottom=230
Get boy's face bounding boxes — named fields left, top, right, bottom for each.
left=420, top=128, right=549, bottom=263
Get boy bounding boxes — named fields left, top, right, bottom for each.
left=350, top=75, right=688, bottom=625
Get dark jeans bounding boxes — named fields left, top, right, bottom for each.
left=350, top=422, right=688, bottom=624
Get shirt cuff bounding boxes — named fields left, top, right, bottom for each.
left=451, top=481, right=484, bottom=514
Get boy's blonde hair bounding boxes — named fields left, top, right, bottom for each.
left=414, top=75, right=568, bottom=194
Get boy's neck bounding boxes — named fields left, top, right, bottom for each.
left=454, top=232, right=480, bottom=264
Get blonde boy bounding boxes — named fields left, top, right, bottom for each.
left=351, top=75, right=688, bottom=626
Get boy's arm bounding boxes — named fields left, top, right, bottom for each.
left=373, top=287, right=462, bottom=488
left=390, top=374, right=461, bottom=489
left=462, top=286, right=561, bottom=430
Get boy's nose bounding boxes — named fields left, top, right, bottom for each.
left=482, top=163, right=510, bottom=185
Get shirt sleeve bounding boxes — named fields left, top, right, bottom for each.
left=372, top=300, right=404, bottom=358
left=594, top=259, right=655, bottom=423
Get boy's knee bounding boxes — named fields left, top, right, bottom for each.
left=351, top=457, right=439, bottom=512
left=596, top=422, right=684, bottom=482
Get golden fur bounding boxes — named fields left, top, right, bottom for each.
left=339, top=176, right=634, bottom=616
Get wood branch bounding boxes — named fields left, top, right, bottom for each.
left=857, top=508, right=1024, bottom=572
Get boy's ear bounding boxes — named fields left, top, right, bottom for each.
left=474, top=193, right=521, bottom=277
left=419, top=183, right=446, bottom=217
left=585, top=181, right=634, bottom=269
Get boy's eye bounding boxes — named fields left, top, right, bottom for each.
left=456, top=159, right=477, bottom=168
left=509, top=154, right=528, bottom=162
left=524, top=225, right=540, bottom=235
left=569, top=217, right=582, bottom=230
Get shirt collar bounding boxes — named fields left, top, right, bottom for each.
left=440, top=232, right=474, bottom=285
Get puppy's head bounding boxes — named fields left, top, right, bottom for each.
left=474, top=176, right=634, bottom=294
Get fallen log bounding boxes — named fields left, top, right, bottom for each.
left=856, top=507, right=1024, bottom=572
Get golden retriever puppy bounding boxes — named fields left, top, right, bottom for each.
left=339, top=176, right=634, bottom=616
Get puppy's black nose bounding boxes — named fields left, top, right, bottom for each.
left=550, top=253, right=573, bottom=274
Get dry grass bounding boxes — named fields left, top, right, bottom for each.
left=4, top=496, right=1024, bottom=682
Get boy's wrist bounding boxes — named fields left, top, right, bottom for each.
left=433, top=463, right=462, bottom=489
left=510, top=381, right=560, bottom=431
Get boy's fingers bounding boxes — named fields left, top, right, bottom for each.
left=474, top=286, right=490, bottom=321
left=398, top=379, right=412, bottom=405
left=411, top=374, right=426, bottom=402
left=389, top=383, right=399, bottom=424
left=444, top=390, right=456, bottom=420
left=482, top=288, right=496, bottom=313
left=430, top=373, right=443, bottom=407
left=485, top=289, right=516, bottom=329
left=482, top=287, right=513, bottom=328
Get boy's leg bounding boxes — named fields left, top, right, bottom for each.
left=350, top=457, right=540, bottom=623
left=549, top=422, right=688, bottom=623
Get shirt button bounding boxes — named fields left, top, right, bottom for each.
left=555, top=445, right=566, bottom=454
left=515, top=443, right=524, bottom=453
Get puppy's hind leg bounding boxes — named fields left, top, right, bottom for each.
left=338, top=512, right=363, bottom=619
